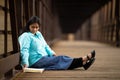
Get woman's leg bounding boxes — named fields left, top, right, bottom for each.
left=67, top=58, right=83, bottom=69
left=30, top=56, right=73, bottom=70
left=68, top=50, right=95, bottom=70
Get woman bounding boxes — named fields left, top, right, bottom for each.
left=18, top=16, right=96, bottom=70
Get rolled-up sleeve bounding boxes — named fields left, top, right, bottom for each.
left=18, top=33, right=31, bottom=67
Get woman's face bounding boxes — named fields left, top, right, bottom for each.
left=29, top=23, right=39, bottom=34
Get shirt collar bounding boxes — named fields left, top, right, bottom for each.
left=28, top=31, right=39, bottom=36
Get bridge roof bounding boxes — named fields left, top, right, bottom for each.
left=54, top=0, right=111, bottom=33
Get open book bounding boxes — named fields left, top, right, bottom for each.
left=23, top=68, right=44, bottom=73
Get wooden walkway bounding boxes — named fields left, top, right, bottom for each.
left=12, top=40, right=120, bottom=80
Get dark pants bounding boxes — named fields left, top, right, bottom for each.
left=68, top=58, right=83, bottom=69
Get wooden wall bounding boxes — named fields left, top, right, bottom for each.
left=75, top=0, right=120, bottom=47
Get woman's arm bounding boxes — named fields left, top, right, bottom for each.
left=39, top=32, right=56, bottom=56
left=18, top=33, right=31, bottom=67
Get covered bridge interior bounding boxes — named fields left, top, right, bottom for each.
left=0, top=0, right=119, bottom=79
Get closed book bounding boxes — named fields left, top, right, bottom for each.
left=23, top=68, right=44, bottom=73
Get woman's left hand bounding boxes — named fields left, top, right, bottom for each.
left=53, top=53, right=57, bottom=56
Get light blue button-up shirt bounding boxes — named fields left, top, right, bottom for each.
left=18, top=31, right=55, bottom=67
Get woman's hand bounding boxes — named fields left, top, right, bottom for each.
left=22, top=64, right=28, bottom=72
left=53, top=53, right=57, bottom=56
left=23, top=64, right=28, bottom=68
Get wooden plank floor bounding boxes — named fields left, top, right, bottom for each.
left=12, top=40, right=120, bottom=80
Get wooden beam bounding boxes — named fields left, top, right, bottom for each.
left=0, top=53, right=19, bottom=77
left=15, top=0, right=23, bottom=35
left=9, top=0, right=19, bottom=52
left=4, top=0, right=8, bottom=57
left=23, top=0, right=30, bottom=22
left=115, top=0, right=119, bottom=47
